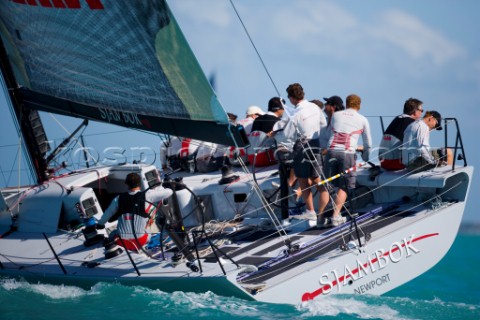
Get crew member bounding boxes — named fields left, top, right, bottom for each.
left=97, top=172, right=172, bottom=251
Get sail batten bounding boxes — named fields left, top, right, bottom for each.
left=0, top=0, right=244, bottom=146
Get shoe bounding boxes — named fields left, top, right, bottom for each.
left=331, top=215, right=347, bottom=227
left=281, top=219, right=291, bottom=227
left=295, top=210, right=317, bottom=221
left=317, top=217, right=332, bottom=229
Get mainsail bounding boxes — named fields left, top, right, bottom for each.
left=0, top=0, right=246, bottom=147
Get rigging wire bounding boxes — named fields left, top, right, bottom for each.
left=49, top=113, right=72, bottom=136
left=17, top=135, right=21, bottom=191
left=7, top=141, right=20, bottom=188
left=0, top=164, right=6, bottom=187
left=229, top=0, right=345, bottom=233
left=1, top=85, right=36, bottom=185
left=237, top=155, right=291, bottom=242
left=229, top=0, right=281, bottom=97
left=226, top=0, right=300, bottom=247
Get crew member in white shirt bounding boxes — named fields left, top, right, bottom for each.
left=319, top=94, right=372, bottom=227
left=402, top=110, right=450, bottom=172
left=283, top=83, right=327, bottom=223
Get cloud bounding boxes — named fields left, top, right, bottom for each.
left=168, top=1, right=477, bottom=103
left=245, top=3, right=467, bottom=71
left=368, top=9, right=465, bottom=65
left=272, top=2, right=357, bottom=39
left=267, top=2, right=358, bottom=54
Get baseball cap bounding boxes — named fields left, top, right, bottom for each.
left=268, top=97, right=285, bottom=112
left=430, top=110, right=442, bottom=130
left=323, top=96, right=345, bottom=110
left=246, top=105, right=265, bottom=116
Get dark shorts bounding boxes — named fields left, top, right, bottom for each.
left=325, top=151, right=356, bottom=190
left=293, top=140, right=323, bottom=179
left=406, top=149, right=442, bottom=172
left=275, top=148, right=294, bottom=168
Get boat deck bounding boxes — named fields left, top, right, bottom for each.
left=198, top=200, right=424, bottom=285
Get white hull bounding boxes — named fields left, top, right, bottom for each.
left=250, top=201, right=465, bottom=304
left=0, top=164, right=473, bottom=305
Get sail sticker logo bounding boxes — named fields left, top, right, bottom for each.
left=99, top=108, right=144, bottom=127
left=9, top=0, right=104, bottom=10
left=301, top=233, right=439, bottom=301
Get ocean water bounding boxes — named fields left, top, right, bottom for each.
left=1, top=233, right=478, bottom=320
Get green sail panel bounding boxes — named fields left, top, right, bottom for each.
left=154, top=9, right=225, bottom=122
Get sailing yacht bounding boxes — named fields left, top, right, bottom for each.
left=0, top=0, right=473, bottom=305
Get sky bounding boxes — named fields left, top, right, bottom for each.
left=0, top=0, right=479, bottom=222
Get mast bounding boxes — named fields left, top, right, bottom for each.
left=0, top=39, right=50, bottom=184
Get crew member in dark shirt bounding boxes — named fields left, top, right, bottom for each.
left=251, top=97, right=285, bottom=135
left=379, top=98, right=424, bottom=170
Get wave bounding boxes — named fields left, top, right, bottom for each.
left=1, top=277, right=478, bottom=320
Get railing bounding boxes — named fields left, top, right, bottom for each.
left=444, top=118, right=467, bottom=169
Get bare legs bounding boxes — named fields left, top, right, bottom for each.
left=317, top=184, right=347, bottom=220
left=299, top=177, right=329, bottom=216
left=316, top=185, right=329, bottom=218
left=298, top=178, right=314, bottom=212
left=331, top=188, right=347, bottom=218
left=288, top=170, right=302, bottom=201
left=446, top=148, right=453, bottom=165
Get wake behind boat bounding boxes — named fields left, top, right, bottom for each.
left=0, top=0, right=474, bottom=305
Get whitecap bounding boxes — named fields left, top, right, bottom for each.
left=297, top=295, right=415, bottom=320
left=28, top=283, right=88, bottom=299
left=0, top=277, right=99, bottom=299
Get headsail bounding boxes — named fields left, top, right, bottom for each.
left=0, top=0, right=246, bottom=146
